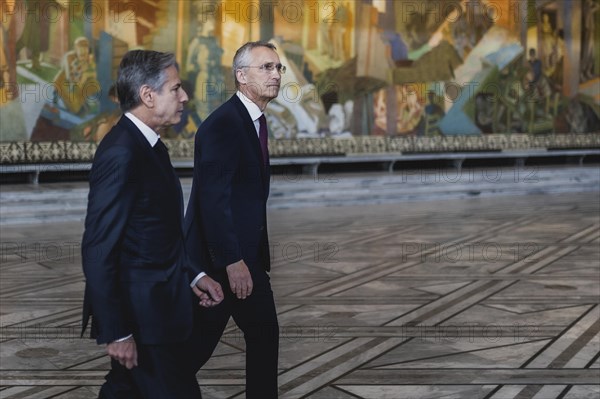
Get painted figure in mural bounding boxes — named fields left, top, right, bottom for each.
left=448, top=0, right=492, bottom=60
left=169, top=79, right=202, bottom=139
left=450, top=12, right=469, bottom=59
left=527, top=48, right=543, bottom=90
left=85, top=84, right=121, bottom=142
left=319, top=5, right=333, bottom=58
left=15, top=0, right=56, bottom=70
left=373, top=89, right=388, bottom=135
left=0, top=0, right=27, bottom=142
left=53, top=36, right=100, bottom=115
left=328, top=103, right=346, bottom=134
left=373, top=86, right=424, bottom=136
left=498, top=68, right=527, bottom=132
left=398, top=86, right=424, bottom=134
left=0, top=20, right=11, bottom=101
left=424, top=91, right=445, bottom=136
left=331, top=2, right=348, bottom=61
left=526, top=52, right=553, bottom=107
left=302, top=61, right=313, bottom=82
left=581, top=0, right=599, bottom=81
left=81, top=49, right=223, bottom=398
left=545, top=29, right=565, bottom=90
left=404, top=6, right=433, bottom=51
left=496, top=62, right=555, bottom=134
left=344, top=100, right=354, bottom=132
left=186, top=12, right=224, bottom=121
left=475, top=94, right=495, bottom=134
left=327, top=101, right=354, bottom=137
left=382, top=30, right=409, bottom=64
left=540, top=13, right=555, bottom=69
left=266, top=37, right=328, bottom=138
left=184, top=41, right=281, bottom=399
left=565, top=97, right=600, bottom=133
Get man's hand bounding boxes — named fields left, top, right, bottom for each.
left=226, top=260, right=253, bottom=299
left=193, top=275, right=224, bottom=307
left=106, top=337, right=137, bottom=369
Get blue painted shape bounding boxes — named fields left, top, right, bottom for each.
left=440, top=44, right=524, bottom=135
left=484, top=44, right=524, bottom=70
left=438, top=69, right=492, bottom=136
left=97, top=31, right=118, bottom=114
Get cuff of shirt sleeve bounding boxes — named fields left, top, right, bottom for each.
left=190, top=272, right=207, bottom=288
left=113, top=334, right=132, bottom=343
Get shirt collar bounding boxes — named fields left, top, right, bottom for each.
left=236, top=91, right=263, bottom=122
left=125, top=112, right=160, bottom=147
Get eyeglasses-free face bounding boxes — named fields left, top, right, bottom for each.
left=242, top=62, right=286, bottom=74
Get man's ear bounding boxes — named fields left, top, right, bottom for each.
left=139, top=85, right=154, bottom=107
left=236, top=69, right=246, bottom=86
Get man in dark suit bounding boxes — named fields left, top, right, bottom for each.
left=81, top=50, right=224, bottom=398
left=184, top=41, right=284, bottom=398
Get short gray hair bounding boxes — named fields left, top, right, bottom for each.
left=232, top=41, right=277, bottom=89
left=116, top=50, right=177, bottom=112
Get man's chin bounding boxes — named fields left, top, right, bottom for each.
left=267, top=87, right=280, bottom=99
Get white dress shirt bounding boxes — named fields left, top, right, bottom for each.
left=236, top=91, right=263, bottom=136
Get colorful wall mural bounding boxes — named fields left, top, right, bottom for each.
left=1, top=0, right=599, bottom=151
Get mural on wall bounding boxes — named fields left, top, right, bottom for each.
left=1, top=0, right=599, bottom=145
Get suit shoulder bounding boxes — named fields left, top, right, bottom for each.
left=93, top=129, right=137, bottom=169
left=207, top=96, right=246, bottom=122
left=91, top=144, right=135, bottom=179
left=95, top=119, right=141, bottom=158
left=198, top=97, right=245, bottom=133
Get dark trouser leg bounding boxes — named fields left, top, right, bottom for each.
left=231, top=271, right=279, bottom=399
left=99, top=343, right=201, bottom=399
left=129, top=342, right=202, bottom=399
left=189, top=299, right=232, bottom=372
left=99, top=359, right=142, bottom=399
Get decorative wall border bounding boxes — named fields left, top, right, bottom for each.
left=1, top=134, right=599, bottom=164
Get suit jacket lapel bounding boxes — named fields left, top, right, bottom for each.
left=230, top=95, right=269, bottom=195
left=117, top=117, right=184, bottom=217
left=117, top=117, right=169, bottom=181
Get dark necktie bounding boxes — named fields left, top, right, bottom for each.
left=155, top=138, right=183, bottom=218
left=258, top=114, right=269, bottom=167
left=154, top=139, right=172, bottom=170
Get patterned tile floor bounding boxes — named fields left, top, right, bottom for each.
left=1, top=185, right=599, bottom=398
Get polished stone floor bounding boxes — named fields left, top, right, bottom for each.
left=1, top=173, right=599, bottom=398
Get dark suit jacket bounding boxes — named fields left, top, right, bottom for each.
left=81, top=116, right=201, bottom=345
left=184, top=94, right=271, bottom=276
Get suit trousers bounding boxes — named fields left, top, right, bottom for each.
left=190, top=268, right=279, bottom=398
left=99, top=340, right=201, bottom=399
